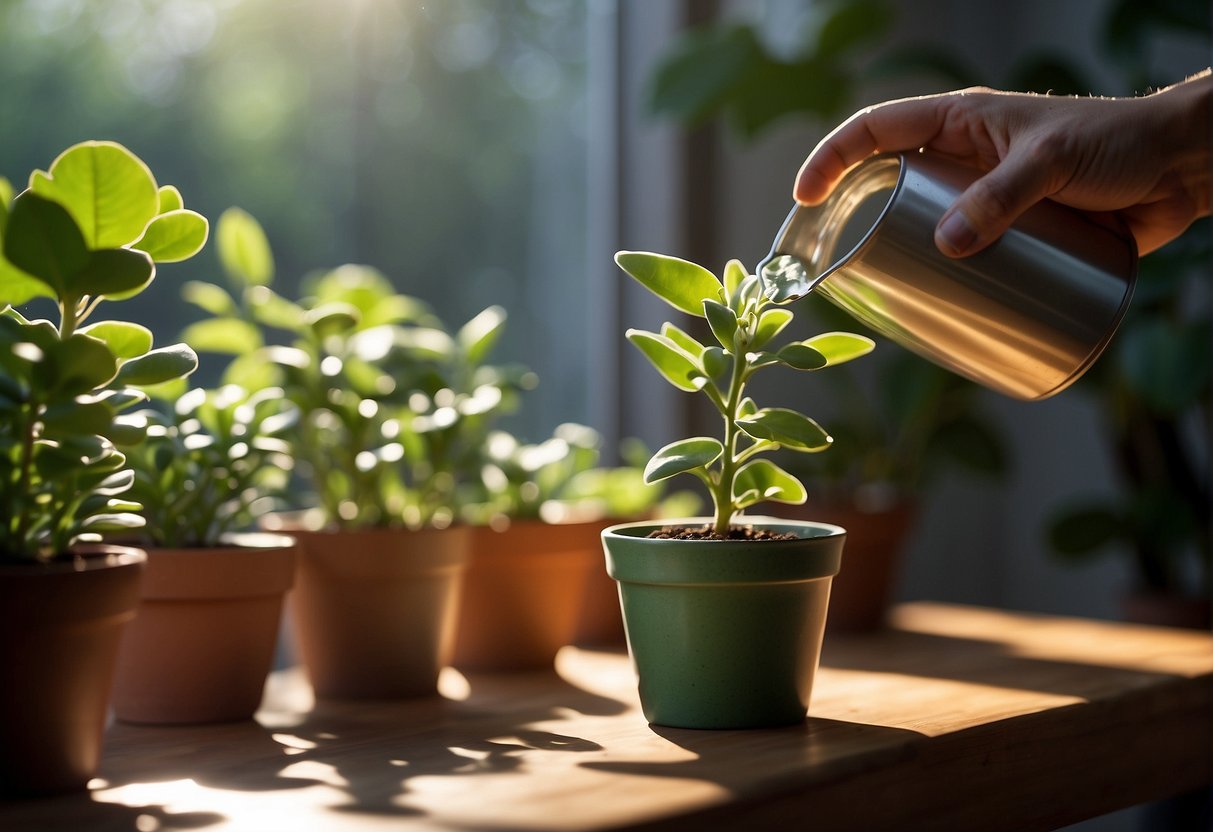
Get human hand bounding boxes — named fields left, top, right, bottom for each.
left=794, top=71, right=1211, bottom=257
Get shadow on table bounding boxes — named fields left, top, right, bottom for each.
left=84, top=664, right=626, bottom=825
left=0, top=789, right=223, bottom=832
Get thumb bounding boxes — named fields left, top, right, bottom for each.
left=935, top=146, right=1058, bottom=257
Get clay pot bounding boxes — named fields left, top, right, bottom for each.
left=281, top=524, right=470, bottom=699
left=781, top=499, right=915, bottom=632
left=111, top=534, right=296, bottom=724
left=453, top=519, right=601, bottom=671
left=0, top=546, right=145, bottom=796
left=575, top=549, right=626, bottom=647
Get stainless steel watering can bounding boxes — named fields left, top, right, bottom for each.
left=760, top=152, right=1138, bottom=400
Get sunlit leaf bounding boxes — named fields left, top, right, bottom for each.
left=182, top=280, right=238, bottom=317
left=750, top=308, right=793, bottom=350
left=644, top=437, right=723, bottom=483
left=3, top=192, right=89, bottom=298
left=626, top=328, right=706, bottom=392
left=776, top=343, right=828, bottom=370
left=723, top=259, right=748, bottom=300
left=457, top=305, right=506, bottom=365
left=737, top=407, right=832, bottom=452
left=180, top=317, right=262, bottom=355
left=703, top=299, right=738, bottom=349
left=702, top=346, right=732, bottom=380
left=733, top=459, right=806, bottom=507
left=79, top=321, right=153, bottom=360
left=157, top=185, right=184, bottom=213
left=132, top=209, right=208, bottom=263
left=615, top=251, right=723, bottom=317
left=216, top=207, right=273, bottom=287
left=661, top=322, right=706, bottom=359
left=115, top=343, right=198, bottom=386
left=803, top=332, right=875, bottom=366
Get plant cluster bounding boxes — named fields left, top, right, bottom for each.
left=614, top=251, right=873, bottom=536
left=0, top=142, right=205, bottom=562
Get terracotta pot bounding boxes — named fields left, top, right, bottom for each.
left=0, top=546, right=145, bottom=796
left=281, top=523, right=470, bottom=699
left=453, top=519, right=601, bottom=671
left=781, top=499, right=915, bottom=632
left=111, top=533, right=296, bottom=724
left=603, top=517, right=844, bottom=729
left=575, top=548, right=626, bottom=647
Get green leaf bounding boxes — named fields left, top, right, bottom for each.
left=181, top=280, right=238, bottom=317
left=723, top=259, right=748, bottom=300
left=615, top=251, right=723, bottom=317
left=71, top=247, right=155, bottom=300
left=751, top=308, right=793, bottom=350
left=305, top=303, right=359, bottom=338
left=737, top=407, right=832, bottom=452
left=703, top=299, right=738, bottom=349
left=132, top=209, right=208, bottom=263
left=0, top=257, right=52, bottom=305
left=626, top=329, right=706, bottom=392
left=3, top=192, right=89, bottom=298
left=54, top=333, right=119, bottom=395
left=216, top=207, right=274, bottom=287
left=644, top=437, right=723, bottom=483
left=702, top=346, right=732, bottom=380
left=247, top=286, right=305, bottom=331
left=180, top=317, right=263, bottom=355
left=803, top=332, right=876, bottom=366
left=733, top=459, right=806, bottom=507
left=729, top=274, right=762, bottom=314
left=41, top=400, right=114, bottom=437
left=0, top=177, right=12, bottom=226
left=115, top=343, right=198, bottom=386
left=78, top=321, right=153, bottom=360
left=158, top=185, right=184, bottom=213
left=738, top=396, right=758, bottom=419
left=660, top=322, right=706, bottom=359
left=30, top=141, right=159, bottom=249
left=221, top=351, right=281, bottom=391
left=776, top=343, right=829, bottom=370
left=457, top=305, right=506, bottom=365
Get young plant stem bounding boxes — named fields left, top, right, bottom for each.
left=713, top=339, right=749, bottom=536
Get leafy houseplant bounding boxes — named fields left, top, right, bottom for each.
left=603, top=251, right=871, bottom=729
left=0, top=140, right=204, bottom=793
left=110, top=385, right=298, bottom=724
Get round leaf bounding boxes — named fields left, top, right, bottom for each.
left=732, top=459, right=807, bottom=507
left=3, top=192, right=89, bottom=298
left=73, top=247, right=155, bottom=301
left=158, top=185, right=184, bottom=213
left=804, top=332, right=876, bottom=366
left=776, top=343, right=828, bottom=370
left=30, top=141, right=159, bottom=249
left=216, top=207, right=274, bottom=287
left=626, top=329, right=706, bottom=392
left=182, top=280, right=238, bottom=317
left=736, top=407, right=832, bottom=452
left=181, top=317, right=263, bottom=355
left=79, top=321, right=153, bottom=360
left=132, top=209, right=209, bottom=263
left=643, top=437, right=723, bottom=483
left=615, top=251, right=723, bottom=317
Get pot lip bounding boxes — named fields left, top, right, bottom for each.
left=143, top=531, right=297, bottom=554
left=603, top=515, right=846, bottom=542
left=0, top=543, right=147, bottom=574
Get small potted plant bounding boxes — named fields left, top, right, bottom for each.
left=110, top=384, right=298, bottom=724
left=0, top=141, right=203, bottom=793
left=604, top=251, right=872, bottom=729
left=188, top=209, right=493, bottom=699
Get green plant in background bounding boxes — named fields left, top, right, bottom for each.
left=121, top=385, right=297, bottom=548
left=185, top=208, right=533, bottom=530
left=615, top=251, right=873, bottom=536
left=0, top=141, right=205, bottom=561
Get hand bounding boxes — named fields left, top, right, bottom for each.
left=794, top=71, right=1211, bottom=257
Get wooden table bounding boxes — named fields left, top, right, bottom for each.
left=3, top=603, right=1210, bottom=831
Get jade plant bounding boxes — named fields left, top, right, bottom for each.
left=0, top=141, right=206, bottom=561
left=184, top=208, right=531, bottom=530
left=614, top=251, right=873, bottom=537
left=121, top=385, right=297, bottom=548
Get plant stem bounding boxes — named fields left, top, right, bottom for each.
left=713, top=345, right=748, bottom=536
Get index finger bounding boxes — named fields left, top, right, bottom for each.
left=794, top=94, right=956, bottom=205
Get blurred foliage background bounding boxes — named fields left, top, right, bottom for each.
left=0, top=0, right=592, bottom=434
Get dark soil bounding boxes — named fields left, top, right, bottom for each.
left=646, top=525, right=799, bottom=541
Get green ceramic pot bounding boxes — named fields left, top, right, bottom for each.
left=602, top=517, right=844, bottom=730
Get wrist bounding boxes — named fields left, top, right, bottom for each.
left=1155, top=70, right=1211, bottom=218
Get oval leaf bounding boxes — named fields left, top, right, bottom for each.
left=53, top=333, right=119, bottom=395
left=776, top=342, right=828, bottom=371
left=702, top=346, right=732, bottom=380
left=457, top=305, right=506, bottom=365
left=180, top=317, right=262, bottom=355
left=804, top=332, right=876, bottom=366
left=703, top=299, right=738, bottom=349
left=216, top=207, right=273, bottom=287
left=133, top=209, right=209, bottom=263
left=626, top=329, right=705, bottom=392
left=751, top=308, right=793, bottom=350
left=158, top=185, right=184, bottom=213
left=736, top=407, right=832, bottom=452
left=115, top=343, right=199, bottom=386
left=733, top=459, right=807, bottom=507
left=3, top=192, right=89, bottom=297
left=660, top=322, right=706, bottom=359
left=644, top=437, right=723, bottom=483
left=74, top=247, right=155, bottom=300
left=30, top=141, right=159, bottom=249
left=181, top=280, right=238, bottom=317
left=723, top=258, right=748, bottom=300
left=78, top=321, right=153, bottom=360
left=615, top=251, right=722, bottom=317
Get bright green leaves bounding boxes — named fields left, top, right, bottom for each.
left=458, top=305, right=506, bottom=365
left=3, top=192, right=90, bottom=298
left=216, top=207, right=273, bottom=287
left=737, top=407, right=832, bottom=452
left=733, top=459, right=807, bottom=508
left=775, top=343, right=829, bottom=370
left=626, top=329, right=706, bottom=392
left=803, top=332, right=876, bottom=366
left=114, top=344, right=199, bottom=386
left=704, top=299, right=738, bottom=348
left=751, top=307, right=792, bottom=350
left=79, top=321, right=153, bottom=360
left=133, top=209, right=209, bottom=263
left=615, top=250, right=723, bottom=317
left=30, top=141, right=158, bottom=249
left=644, top=437, right=723, bottom=484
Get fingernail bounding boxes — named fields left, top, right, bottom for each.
left=936, top=211, right=976, bottom=256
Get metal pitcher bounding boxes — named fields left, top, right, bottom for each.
left=759, top=152, right=1138, bottom=400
